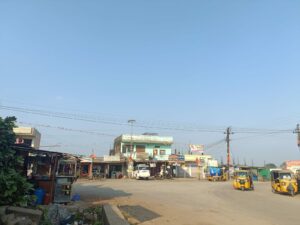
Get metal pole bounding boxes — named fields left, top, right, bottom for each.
left=91, top=157, right=93, bottom=180
left=131, top=123, right=133, bottom=155
left=128, top=120, right=136, bottom=156
left=90, top=150, right=94, bottom=180
left=128, top=120, right=135, bottom=178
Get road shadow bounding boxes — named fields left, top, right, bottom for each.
left=119, top=205, right=160, bottom=223
left=72, top=183, right=131, bottom=202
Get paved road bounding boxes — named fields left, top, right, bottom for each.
left=73, top=179, right=300, bottom=225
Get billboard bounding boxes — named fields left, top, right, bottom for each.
left=189, top=144, right=204, bottom=153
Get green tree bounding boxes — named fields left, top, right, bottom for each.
left=265, top=163, right=277, bottom=169
left=0, top=116, right=34, bottom=206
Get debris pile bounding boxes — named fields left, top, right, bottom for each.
left=0, top=204, right=103, bottom=225
left=0, top=206, right=42, bottom=225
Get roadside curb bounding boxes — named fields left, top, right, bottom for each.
left=102, top=204, right=130, bottom=225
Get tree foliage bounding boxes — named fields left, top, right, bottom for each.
left=0, top=116, right=34, bottom=206
left=265, top=163, right=277, bottom=169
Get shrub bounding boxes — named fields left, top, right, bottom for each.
left=0, top=116, right=34, bottom=206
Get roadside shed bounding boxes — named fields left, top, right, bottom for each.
left=13, top=145, right=78, bottom=204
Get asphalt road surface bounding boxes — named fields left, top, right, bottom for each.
left=73, top=179, right=300, bottom=225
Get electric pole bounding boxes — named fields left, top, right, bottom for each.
left=225, top=127, right=233, bottom=179
left=225, top=127, right=233, bottom=168
left=294, top=124, right=300, bottom=150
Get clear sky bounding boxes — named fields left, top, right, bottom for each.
left=1, top=1, right=300, bottom=166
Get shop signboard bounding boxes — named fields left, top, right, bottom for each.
left=185, top=155, right=198, bottom=162
left=169, top=154, right=178, bottom=161
left=284, top=160, right=300, bottom=173
left=189, top=144, right=204, bottom=153
left=121, top=134, right=173, bottom=144
left=168, top=154, right=185, bottom=162
left=80, top=157, right=92, bottom=163
left=285, top=160, right=300, bottom=167
left=178, top=155, right=185, bottom=161
left=104, top=155, right=120, bottom=162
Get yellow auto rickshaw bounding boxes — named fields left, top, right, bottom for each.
left=233, top=170, right=254, bottom=191
left=270, top=170, right=298, bottom=196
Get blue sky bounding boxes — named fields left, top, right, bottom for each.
left=1, top=1, right=300, bottom=165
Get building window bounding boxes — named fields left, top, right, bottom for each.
left=153, top=149, right=158, bottom=156
left=154, top=145, right=160, bottom=148
left=160, top=150, right=166, bottom=155
left=122, top=145, right=131, bottom=153
left=23, top=139, right=32, bottom=147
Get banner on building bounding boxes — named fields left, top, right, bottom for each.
left=189, top=144, right=204, bottom=153
left=168, top=154, right=185, bottom=162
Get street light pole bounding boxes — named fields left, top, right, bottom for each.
left=128, top=119, right=136, bottom=156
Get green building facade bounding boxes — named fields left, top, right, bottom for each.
left=113, top=134, right=173, bottom=161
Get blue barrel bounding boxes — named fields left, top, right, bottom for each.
left=34, top=188, right=45, bottom=205
left=209, top=167, right=221, bottom=176
left=252, top=174, right=258, bottom=181
left=71, top=194, right=80, bottom=201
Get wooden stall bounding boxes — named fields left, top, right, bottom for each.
left=14, top=145, right=77, bottom=204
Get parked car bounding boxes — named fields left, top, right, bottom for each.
left=133, top=164, right=150, bottom=180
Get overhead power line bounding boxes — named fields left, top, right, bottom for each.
left=1, top=104, right=295, bottom=134
left=17, top=121, right=116, bottom=137
left=232, top=132, right=288, bottom=142
left=205, top=139, right=225, bottom=151
left=0, top=105, right=225, bottom=133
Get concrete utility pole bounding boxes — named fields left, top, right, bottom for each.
left=225, top=127, right=233, bottom=179
left=294, top=124, right=300, bottom=150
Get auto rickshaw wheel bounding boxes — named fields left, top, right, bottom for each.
left=241, top=187, right=245, bottom=191
left=289, top=189, right=295, bottom=197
